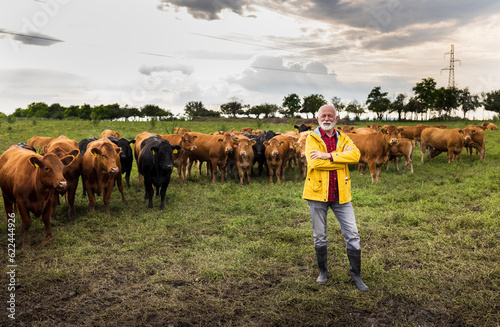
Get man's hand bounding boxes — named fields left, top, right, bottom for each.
left=310, top=145, right=353, bottom=161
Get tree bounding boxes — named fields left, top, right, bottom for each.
left=301, top=94, right=326, bottom=118
left=458, top=87, right=479, bottom=119
left=63, top=105, right=80, bottom=118
left=26, top=102, right=49, bottom=118
left=78, top=104, right=92, bottom=120
left=412, top=78, right=437, bottom=120
left=141, top=104, right=172, bottom=119
left=48, top=103, right=65, bottom=119
left=184, top=101, right=220, bottom=119
left=405, top=97, right=425, bottom=120
left=482, top=90, right=500, bottom=114
left=434, top=87, right=458, bottom=119
left=220, top=98, right=246, bottom=117
left=249, top=103, right=279, bottom=119
left=366, top=86, right=390, bottom=120
left=345, top=100, right=365, bottom=121
left=331, top=96, right=346, bottom=118
left=390, top=93, right=406, bottom=121
left=280, top=93, right=302, bottom=117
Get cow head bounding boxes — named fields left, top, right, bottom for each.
left=90, top=141, right=122, bottom=175
left=380, top=125, right=401, bottom=145
left=234, top=137, right=255, bottom=159
left=151, top=140, right=181, bottom=170
left=181, top=133, right=198, bottom=152
left=218, top=132, right=235, bottom=155
left=30, top=153, right=74, bottom=191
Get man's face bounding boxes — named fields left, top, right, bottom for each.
left=317, top=108, right=337, bottom=131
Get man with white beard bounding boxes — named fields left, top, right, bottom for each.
left=302, top=105, right=369, bottom=291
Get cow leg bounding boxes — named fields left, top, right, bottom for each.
left=16, top=204, right=33, bottom=249
left=247, top=165, right=252, bottom=184
left=85, top=185, right=97, bottom=214
left=125, top=170, right=131, bottom=188
left=159, top=178, right=170, bottom=210
left=51, top=192, right=59, bottom=221
left=375, top=165, right=382, bottom=183
left=103, top=182, right=114, bottom=215
left=144, top=178, right=154, bottom=208
left=66, top=182, right=78, bottom=221
left=394, top=157, right=400, bottom=171
left=368, top=162, right=377, bottom=183
left=276, top=164, right=282, bottom=184
left=41, top=198, right=54, bottom=240
left=267, top=162, right=274, bottom=183
left=115, top=174, right=127, bottom=203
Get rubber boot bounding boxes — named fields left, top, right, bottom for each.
left=315, top=246, right=328, bottom=285
left=346, top=248, right=369, bottom=292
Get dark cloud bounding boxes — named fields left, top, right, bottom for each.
left=0, top=29, right=62, bottom=46
left=156, top=0, right=255, bottom=20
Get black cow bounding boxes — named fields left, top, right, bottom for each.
left=138, top=136, right=181, bottom=209
left=78, top=137, right=98, bottom=198
left=245, top=132, right=266, bottom=176
left=264, top=130, right=278, bottom=141
left=107, top=136, right=136, bottom=188
left=294, top=124, right=312, bottom=133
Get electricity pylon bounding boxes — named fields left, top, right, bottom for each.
left=441, top=44, right=461, bottom=88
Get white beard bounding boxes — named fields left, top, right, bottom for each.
left=319, top=121, right=335, bottom=131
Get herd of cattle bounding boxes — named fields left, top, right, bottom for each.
left=0, top=121, right=496, bottom=248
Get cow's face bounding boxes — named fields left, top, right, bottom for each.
left=154, top=141, right=180, bottom=170
left=265, top=138, right=285, bottom=158
left=380, top=126, right=401, bottom=145
left=218, top=132, right=235, bottom=155
left=181, top=133, right=197, bottom=152
left=31, top=153, right=73, bottom=191
left=91, top=143, right=121, bottom=174
left=234, top=138, right=255, bottom=158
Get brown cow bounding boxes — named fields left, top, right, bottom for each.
left=161, top=133, right=198, bottom=183
left=186, top=132, right=235, bottom=183
left=348, top=125, right=401, bottom=183
left=43, top=136, right=82, bottom=221
left=100, top=129, right=121, bottom=139
left=240, top=127, right=254, bottom=134
left=264, top=134, right=290, bottom=184
left=27, top=136, right=55, bottom=153
left=464, top=125, right=486, bottom=160
left=481, top=122, right=498, bottom=130
left=295, top=131, right=310, bottom=178
left=420, top=128, right=467, bottom=163
left=233, top=136, right=255, bottom=185
left=367, top=123, right=380, bottom=131
left=386, top=138, right=415, bottom=173
left=82, top=138, right=127, bottom=214
left=173, top=127, right=192, bottom=134
left=351, top=127, right=378, bottom=135
left=337, top=125, right=354, bottom=133
left=0, top=145, right=74, bottom=248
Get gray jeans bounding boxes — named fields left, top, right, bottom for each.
left=308, top=200, right=360, bottom=250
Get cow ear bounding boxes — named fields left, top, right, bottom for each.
left=91, top=148, right=100, bottom=157
left=129, top=140, right=136, bottom=145
left=250, top=140, right=256, bottom=146
left=42, top=145, right=48, bottom=155
left=398, top=127, right=404, bottom=134
left=458, top=129, right=464, bottom=134
left=263, top=141, right=269, bottom=146
left=279, top=141, right=284, bottom=146
left=69, top=149, right=80, bottom=158
left=151, top=146, right=159, bottom=155
left=60, top=155, right=75, bottom=166
left=29, top=156, right=42, bottom=169
left=172, top=145, right=181, bottom=154
left=115, top=147, right=122, bottom=155
left=218, top=138, right=224, bottom=143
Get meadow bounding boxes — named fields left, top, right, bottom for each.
left=0, top=118, right=499, bottom=327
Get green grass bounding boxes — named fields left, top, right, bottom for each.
left=0, top=118, right=499, bottom=326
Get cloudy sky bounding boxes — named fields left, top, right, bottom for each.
left=1, top=0, right=499, bottom=119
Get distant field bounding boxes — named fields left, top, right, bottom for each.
left=0, top=118, right=499, bottom=326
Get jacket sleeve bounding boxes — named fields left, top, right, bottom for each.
left=305, top=134, right=360, bottom=171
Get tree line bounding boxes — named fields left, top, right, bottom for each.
left=3, top=77, right=500, bottom=121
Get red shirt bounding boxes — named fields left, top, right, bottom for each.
left=320, top=128, right=339, bottom=202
